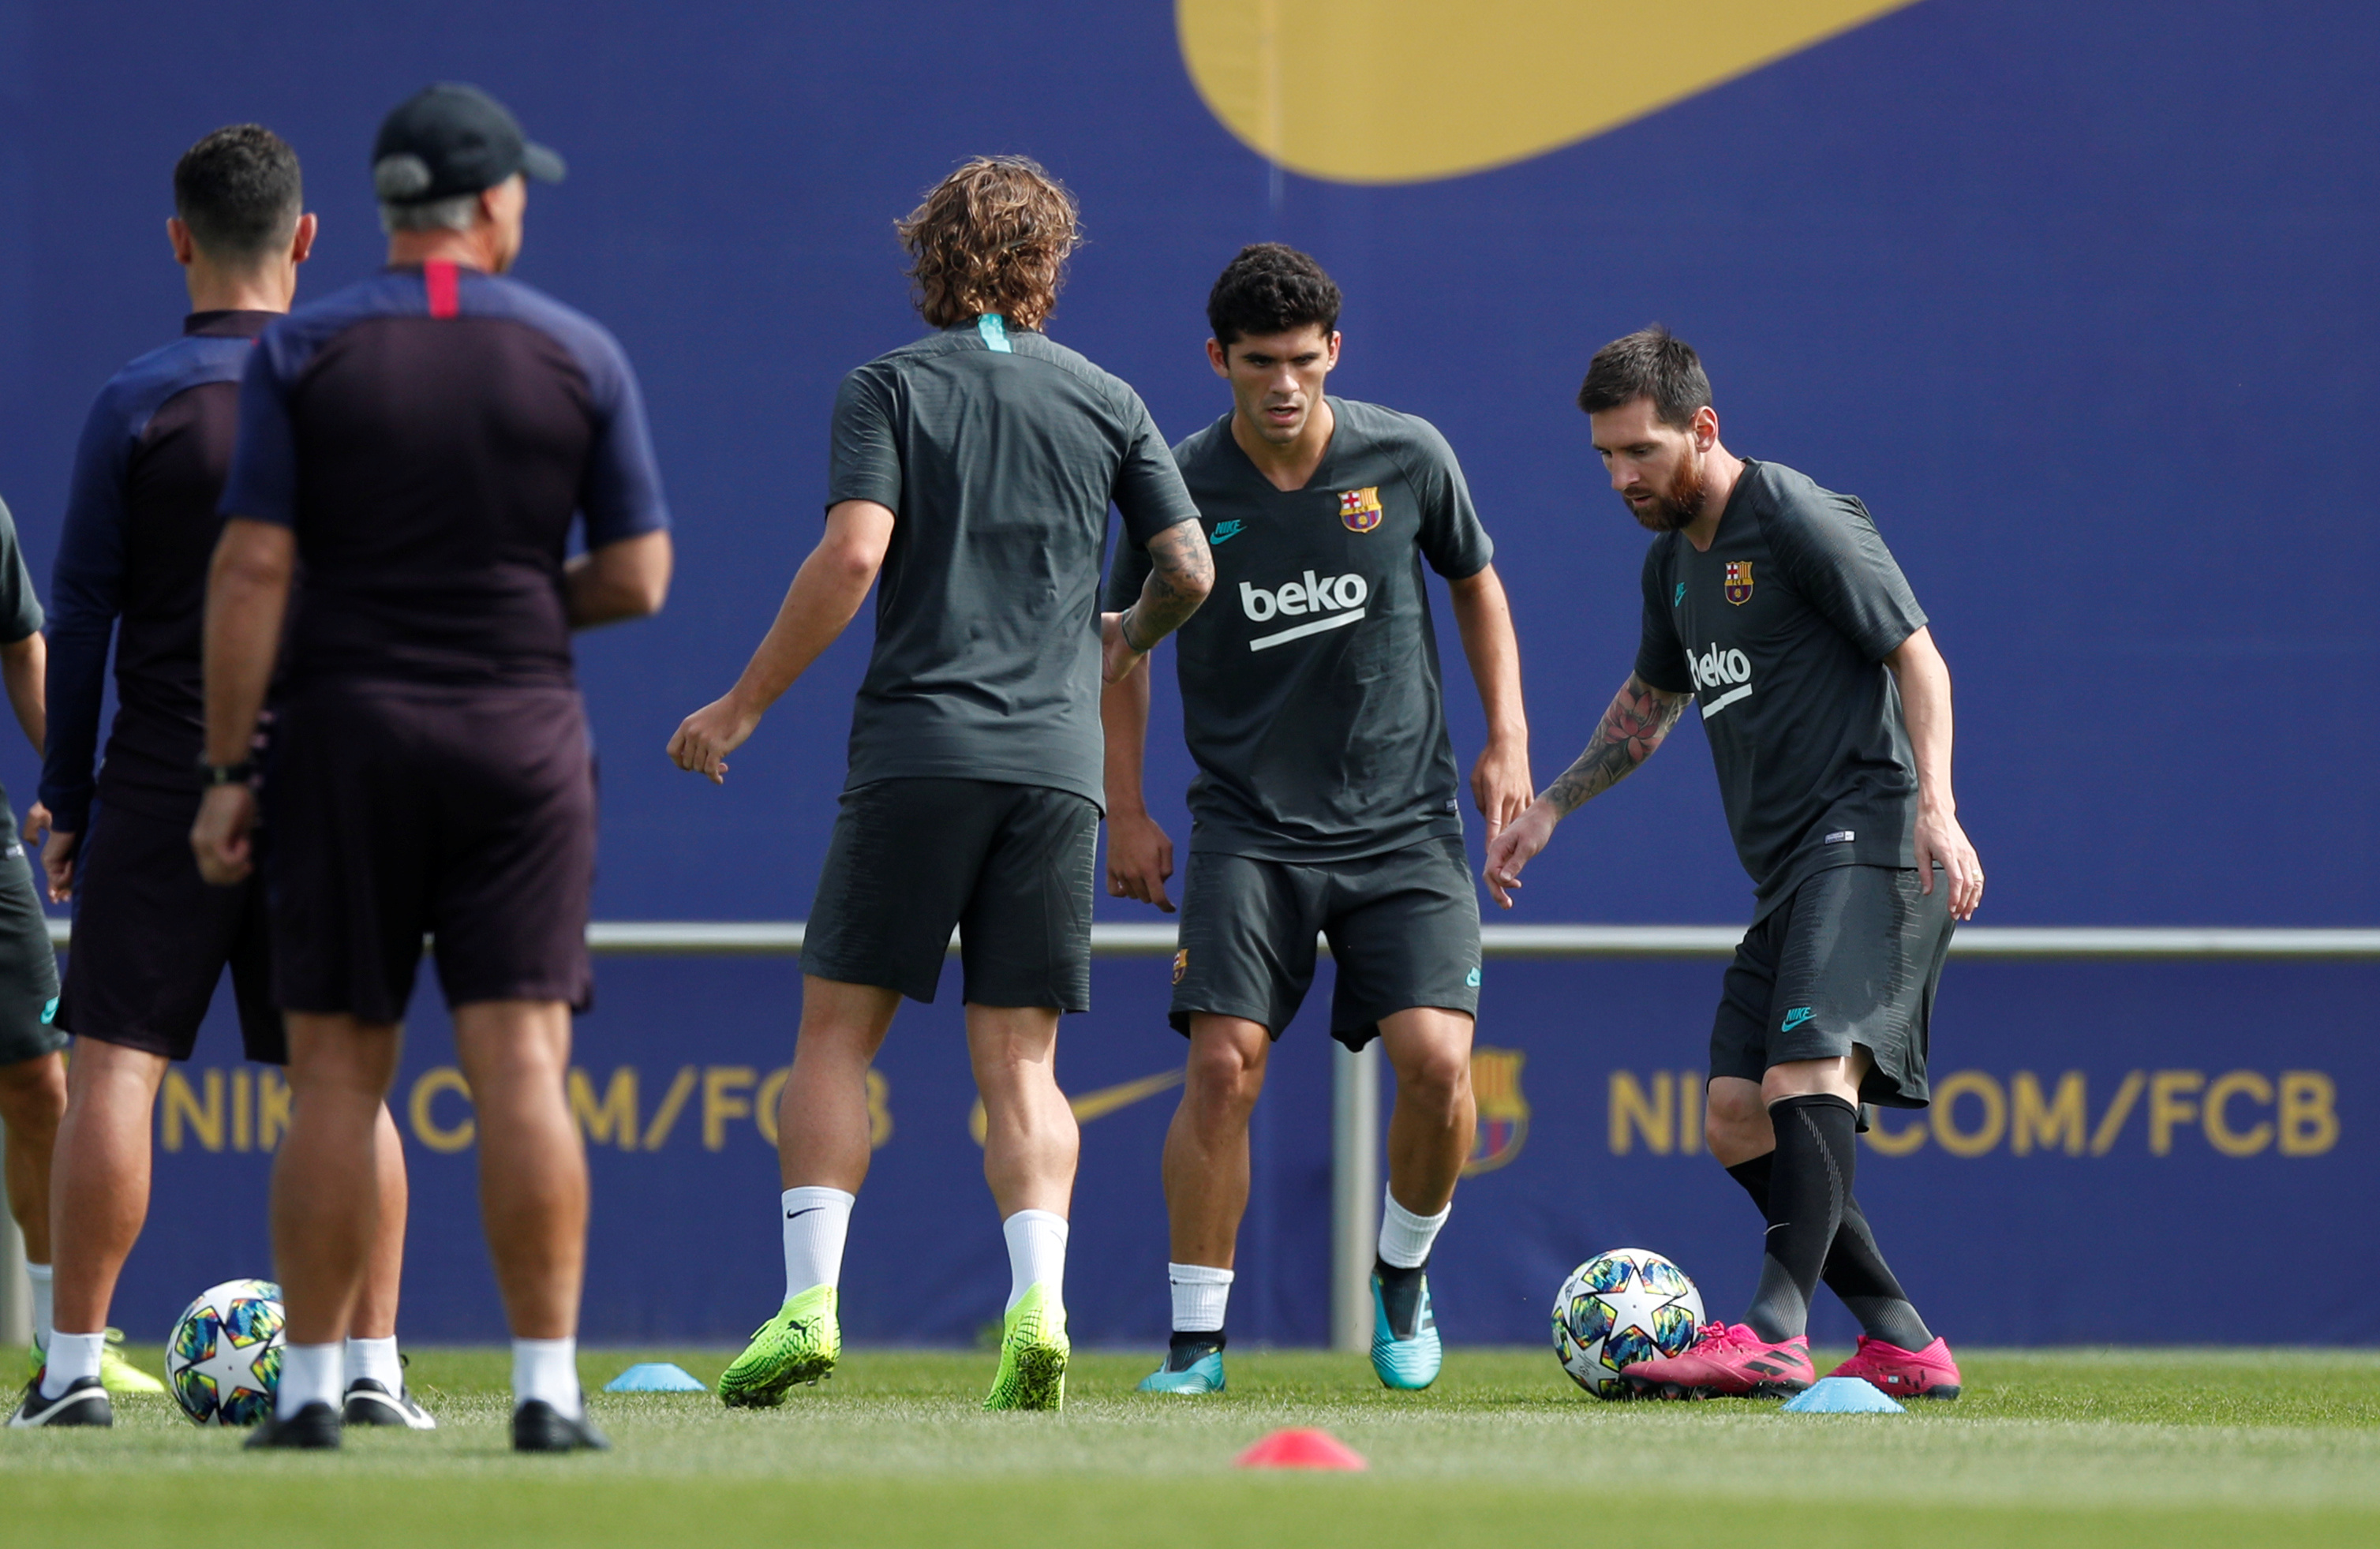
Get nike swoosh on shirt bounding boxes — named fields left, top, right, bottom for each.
left=1211, top=521, right=1245, bottom=544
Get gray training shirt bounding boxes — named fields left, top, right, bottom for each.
left=1105, top=397, right=1494, bottom=862
left=1633, top=458, right=1929, bottom=919
left=829, top=317, right=1201, bottom=810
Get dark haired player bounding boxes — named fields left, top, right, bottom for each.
left=13, top=126, right=432, bottom=1433
left=1105, top=245, right=1530, bottom=1394
left=670, top=156, right=1211, bottom=1413
left=196, top=87, right=671, bottom=1450
left=1486, top=327, right=1978, bottom=1401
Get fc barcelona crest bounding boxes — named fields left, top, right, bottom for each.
left=1462, top=1046, right=1531, bottom=1175
left=1723, top=560, right=1753, bottom=605
left=1338, top=487, right=1383, bottom=533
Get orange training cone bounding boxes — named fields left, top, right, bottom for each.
left=1235, top=1427, right=1368, bottom=1471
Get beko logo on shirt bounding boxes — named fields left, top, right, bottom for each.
left=1240, top=571, right=1370, bottom=652
left=1686, top=642, right=1754, bottom=718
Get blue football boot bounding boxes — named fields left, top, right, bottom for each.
left=1370, top=1262, right=1441, bottom=1390
left=1137, top=1334, right=1226, bottom=1394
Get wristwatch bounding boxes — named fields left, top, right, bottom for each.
left=199, top=758, right=257, bottom=788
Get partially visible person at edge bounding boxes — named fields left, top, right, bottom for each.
left=667, top=155, right=1214, bottom=1414
left=193, top=84, right=672, bottom=1452
left=1102, top=244, right=1530, bottom=1397
left=1485, top=327, right=1980, bottom=1404
left=13, top=125, right=428, bottom=1432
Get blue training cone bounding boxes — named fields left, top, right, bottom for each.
left=1781, top=1376, right=1905, bottom=1414
left=604, top=1361, right=710, bottom=1394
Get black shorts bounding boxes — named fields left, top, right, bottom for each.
left=1709, top=862, right=1954, bottom=1109
left=0, top=808, right=62, bottom=1068
left=1169, top=836, right=1481, bottom=1051
left=802, top=778, right=1098, bottom=1011
left=56, top=801, right=280, bottom=1064
left=264, top=685, right=596, bottom=1023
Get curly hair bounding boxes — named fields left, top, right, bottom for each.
left=1206, top=244, right=1341, bottom=349
left=896, top=156, right=1080, bottom=333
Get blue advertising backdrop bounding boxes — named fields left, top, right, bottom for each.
left=0, top=0, right=2373, bottom=1349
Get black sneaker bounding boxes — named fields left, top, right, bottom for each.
left=512, top=1399, right=610, bottom=1453
left=342, top=1379, right=438, bottom=1430
left=244, top=1401, right=342, bottom=1449
left=7, top=1373, right=112, bottom=1427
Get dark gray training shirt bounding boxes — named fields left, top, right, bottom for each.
left=1634, top=458, right=1929, bottom=918
left=1104, top=397, right=1494, bottom=862
left=829, top=317, right=1200, bottom=810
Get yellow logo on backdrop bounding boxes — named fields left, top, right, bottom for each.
left=159, top=1064, right=894, bottom=1156
left=1177, top=0, right=1922, bottom=185
left=1605, top=1068, right=2340, bottom=1159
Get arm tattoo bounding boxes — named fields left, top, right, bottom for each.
left=1128, top=521, right=1215, bottom=644
left=1542, top=674, right=1688, bottom=815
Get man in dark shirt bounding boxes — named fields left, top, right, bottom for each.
left=0, top=496, right=65, bottom=1412
left=1102, top=245, right=1532, bottom=1394
left=194, top=86, right=672, bottom=1451
left=668, top=157, right=1212, bottom=1413
left=1487, top=327, right=1983, bottom=1401
left=17, top=126, right=427, bottom=1433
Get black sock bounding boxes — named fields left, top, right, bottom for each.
left=1374, top=1257, right=1428, bottom=1339
left=1743, top=1094, right=1857, bottom=1343
left=1727, top=1152, right=1933, bottom=1349
left=1166, top=1329, right=1225, bottom=1371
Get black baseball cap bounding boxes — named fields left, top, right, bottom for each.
left=371, top=83, right=565, bottom=204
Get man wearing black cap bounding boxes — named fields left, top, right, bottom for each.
left=17, top=125, right=432, bottom=1435
left=194, top=84, right=672, bottom=1452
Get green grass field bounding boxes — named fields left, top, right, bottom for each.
left=8, top=1348, right=2380, bottom=1546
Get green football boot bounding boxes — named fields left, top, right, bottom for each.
left=982, top=1284, right=1068, bottom=1412
left=717, top=1284, right=840, bottom=1409
left=99, top=1329, right=167, bottom=1396
left=1136, top=1338, right=1226, bottom=1395
left=1370, top=1263, right=1442, bottom=1390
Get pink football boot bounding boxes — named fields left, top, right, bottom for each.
left=1620, top=1322, right=1815, bottom=1399
left=1827, top=1335, right=1962, bottom=1400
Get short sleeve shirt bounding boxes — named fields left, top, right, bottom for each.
left=1103, top=398, right=1494, bottom=862
left=219, top=264, right=670, bottom=690
left=1634, top=459, right=1927, bottom=916
left=830, top=317, right=1200, bottom=810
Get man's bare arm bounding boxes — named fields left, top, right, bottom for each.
left=565, top=530, right=673, bottom=628
left=1480, top=672, right=1689, bottom=910
left=1540, top=673, right=1690, bottom=814
left=1100, top=653, right=1174, bottom=911
left=666, top=500, right=894, bottom=783
left=1107, top=520, right=1214, bottom=681
left=0, top=631, right=44, bottom=759
left=1884, top=625, right=1983, bottom=919
left=1445, top=563, right=1531, bottom=843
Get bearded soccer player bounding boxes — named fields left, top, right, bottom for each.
left=1485, top=327, right=1979, bottom=1401
left=1104, top=245, right=1531, bottom=1394
left=196, top=86, right=671, bottom=1450
left=668, top=157, right=1212, bottom=1413
left=14, top=126, right=428, bottom=1433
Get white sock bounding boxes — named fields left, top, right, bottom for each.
left=1378, top=1187, right=1451, bottom=1270
left=276, top=1342, right=343, bottom=1420
left=1168, top=1263, right=1233, bottom=1333
left=512, top=1337, right=581, bottom=1420
left=345, top=1336, right=402, bottom=1394
left=39, top=1329, right=103, bottom=1399
left=782, top=1185, right=855, bottom=1301
left=1001, top=1209, right=1068, bottom=1312
left=25, top=1263, right=51, bottom=1352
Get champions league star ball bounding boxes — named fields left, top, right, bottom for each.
left=167, top=1278, right=286, bottom=1426
left=1552, top=1248, right=1705, bottom=1398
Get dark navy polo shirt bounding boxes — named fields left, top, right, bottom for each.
left=43, top=311, right=275, bottom=835
left=219, top=262, right=669, bottom=690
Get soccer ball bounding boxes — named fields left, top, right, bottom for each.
left=167, top=1278, right=286, bottom=1426
left=1552, top=1248, right=1705, bottom=1398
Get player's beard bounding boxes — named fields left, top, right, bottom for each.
left=1629, top=455, right=1708, bottom=533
